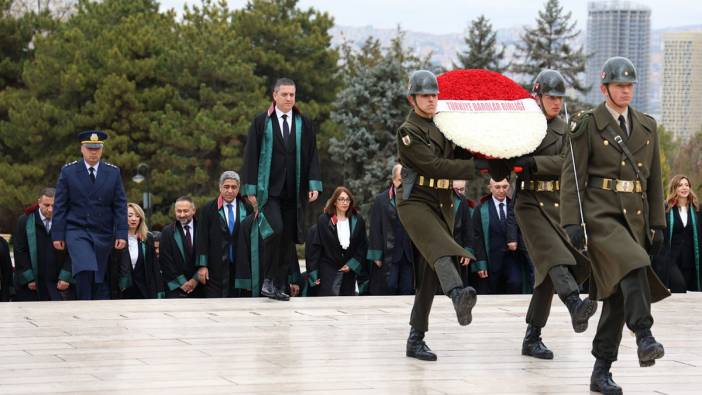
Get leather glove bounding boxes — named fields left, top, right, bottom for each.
left=649, top=227, right=665, bottom=256
left=564, top=224, right=585, bottom=250
left=513, top=156, right=537, bottom=173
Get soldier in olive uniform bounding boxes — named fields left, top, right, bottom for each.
left=561, top=57, right=670, bottom=395
left=396, top=70, right=479, bottom=362
left=513, top=70, right=597, bottom=360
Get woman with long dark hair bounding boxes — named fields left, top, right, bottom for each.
left=306, top=186, right=367, bottom=296
left=654, top=175, right=701, bottom=292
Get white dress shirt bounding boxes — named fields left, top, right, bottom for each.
left=84, top=160, right=100, bottom=178
left=38, top=209, right=51, bottom=233
left=181, top=220, right=194, bottom=245
left=336, top=217, right=351, bottom=250
left=128, top=235, right=139, bottom=269
left=492, top=196, right=507, bottom=221
left=223, top=199, right=238, bottom=229
left=679, top=206, right=689, bottom=228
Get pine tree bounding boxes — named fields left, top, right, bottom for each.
left=328, top=32, right=428, bottom=216
left=453, top=15, right=506, bottom=72
left=512, top=0, right=588, bottom=93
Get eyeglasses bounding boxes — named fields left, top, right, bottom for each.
left=336, top=197, right=351, bottom=203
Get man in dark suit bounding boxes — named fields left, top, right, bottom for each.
left=52, top=130, right=128, bottom=300
left=13, top=188, right=74, bottom=301
left=367, top=164, right=415, bottom=295
left=160, top=196, right=202, bottom=298
left=242, top=78, right=322, bottom=300
left=472, top=177, right=528, bottom=294
left=196, top=171, right=251, bottom=298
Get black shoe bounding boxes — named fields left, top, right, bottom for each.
left=521, top=325, right=554, bottom=360
left=636, top=329, right=664, bottom=367
left=272, top=289, right=290, bottom=301
left=565, top=294, right=597, bottom=333
left=406, top=327, right=437, bottom=361
left=449, top=286, right=477, bottom=326
left=260, top=279, right=276, bottom=298
left=590, top=358, right=622, bottom=395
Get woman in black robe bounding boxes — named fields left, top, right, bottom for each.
left=307, top=186, right=367, bottom=296
left=653, top=175, right=702, bottom=292
left=114, top=203, right=164, bottom=299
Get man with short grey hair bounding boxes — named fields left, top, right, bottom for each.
left=196, top=171, right=251, bottom=297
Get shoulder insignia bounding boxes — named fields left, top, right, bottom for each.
left=402, top=134, right=411, bottom=146
left=62, top=160, right=78, bottom=169
left=104, top=162, right=119, bottom=169
left=567, top=110, right=593, bottom=138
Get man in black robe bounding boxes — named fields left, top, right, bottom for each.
left=452, top=180, right=475, bottom=288
left=367, top=164, right=415, bottom=295
left=160, top=196, right=202, bottom=298
left=13, top=188, right=74, bottom=301
left=0, top=236, right=12, bottom=302
left=196, top=171, right=251, bottom=298
left=241, top=78, right=322, bottom=300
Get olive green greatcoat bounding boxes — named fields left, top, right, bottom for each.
left=560, top=102, right=670, bottom=302
left=396, top=111, right=476, bottom=266
left=515, top=116, right=590, bottom=288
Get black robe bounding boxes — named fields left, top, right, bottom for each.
left=453, top=193, right=475, bottom=288
left=113, top=233, right=164, bottom=299
left=366, top=186, right=414, bottom=295
left=307, top=212, right=368, bottom=296
left=160, top=220, right=202, bottom=298
left=241, top=104, right=322, bottom=244
left=0, top=237, right=12, bottom=301
left=653, top=206, right=701, bottom=292
left=13, top=209, right=73, bottom=301
left=196, top=196, right=251, bottom=297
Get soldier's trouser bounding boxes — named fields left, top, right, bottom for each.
left=526, top=265, right=580, bottom=328
left=592, top=267, right=654, bottom=362
left=409, top=256, right=463, bottom=332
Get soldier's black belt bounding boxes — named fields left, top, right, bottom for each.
left=417, top=176, right=451, bottom=189
left=520, top=180, right=560, bottom=192
left=589, top=176, right=642, bottom=193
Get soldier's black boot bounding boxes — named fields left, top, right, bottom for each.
left=406, top=327, right=437, bottom=361
left=435, top=257, right=477, bottom=326
left=563, top=292, right=598, bottom=333
left=521, top=325, right=554, bottom=360
left=590, top=358, right=622, bottom=395
left=636, top=329, right=664, bottom=367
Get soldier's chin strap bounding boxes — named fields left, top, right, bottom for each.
left=564, top=101, right=588, bottom=251
left=605, top=84, right=626, bottom=109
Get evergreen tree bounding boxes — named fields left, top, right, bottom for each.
left=328, top=32, right=428, bottom=215
left=512, top=0, right=588, bottom=93
left=453, top=15, right=506, bottom=72
left=232, top=0, right=340, bottom=121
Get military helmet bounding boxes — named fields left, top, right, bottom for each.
left=532, top=69, right=566, bottom=97
left=407, top=70, right=439, bottom=96
left=601, top=57, right=637, bottom=84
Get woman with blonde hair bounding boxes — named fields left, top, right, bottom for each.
left=654, top=175, right=701, bottom=292
left=306, top=186, right=368, bottom=296
left=113, top=202, right=164, bottom=298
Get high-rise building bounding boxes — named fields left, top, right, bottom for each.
left=662, top=32, right=702, bottom=142
left=585, top=1, right=651, bottom=112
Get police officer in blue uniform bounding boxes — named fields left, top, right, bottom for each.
left=52, top=130, right=128, bottom=300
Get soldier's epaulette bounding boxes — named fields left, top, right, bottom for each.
left=567, top=110, right=593, bottom=138
left=62, top=160, right=79, bottom=169
left=104, top=162, right=119, bottom=169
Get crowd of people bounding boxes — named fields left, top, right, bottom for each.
left=0, top=57, right=698, bottom=394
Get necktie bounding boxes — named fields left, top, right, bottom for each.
left=89, top=167, right=96, bottom=183
left=44, top=218, right=51, bottom=233
left=618, top=114, right=628, bottom=136
left=227, top=204, right=235, bottom=263
left=184, top=224, right=193, bottom=258
left=282, top=114, right=290, bottom=145
left=499, top=202, right=506, bottom=222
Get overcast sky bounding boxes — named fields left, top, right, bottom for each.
left=160, top=0, right=702, bottom=34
